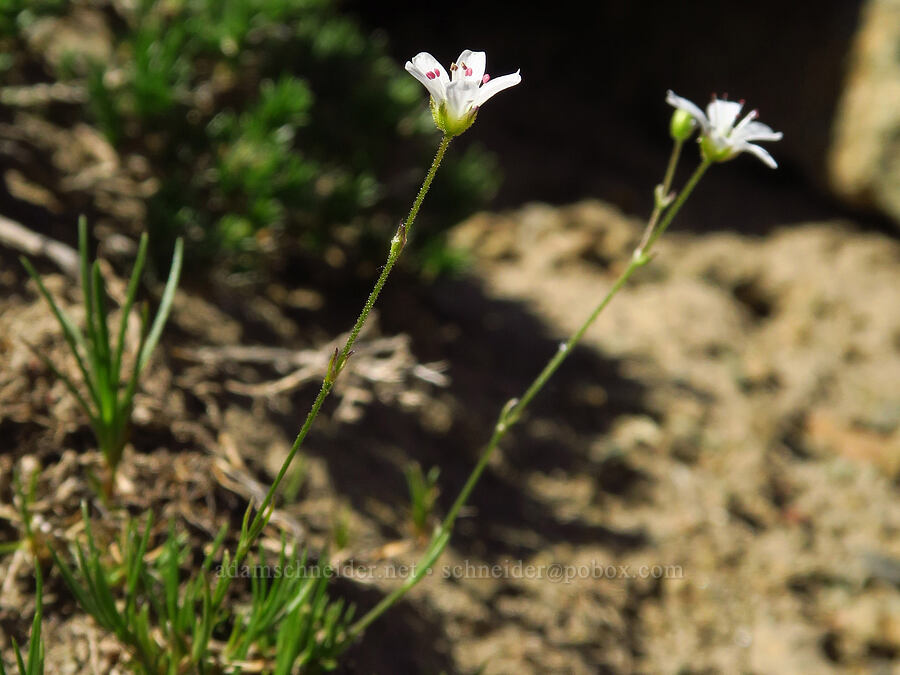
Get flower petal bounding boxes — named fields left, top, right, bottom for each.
left=407, top=52, right=448, bottom=100
left=734, top=120, right=783, bottom=143
left=444, top=81, right=476, bottom=121
left=411, top=52, right=448, bottom=83
left=406, top=62, right=444, bottom=101
left=666, top=90, right=709, bottom=130
left=454, top=49, right=487, bottom=83
left=738, top=142, right=778, bottom=169
left=706, top=99, right=743, bottom=136
left=473, top=70, right=521, bottom=108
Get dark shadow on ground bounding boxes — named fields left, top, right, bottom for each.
left=288, top=272, right=653, bottom=561
left=332, top=576, right=456, bottom=674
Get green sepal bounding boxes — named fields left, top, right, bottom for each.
left=430, top=97, right=476, bottom=138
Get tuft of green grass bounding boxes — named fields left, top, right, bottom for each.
left=331, top=507, right=351, bottom=552
left=404, top=463, right=440, bottom=538
left=0, top=566, right=44, bottom=675
left=1, top=472, right=45, bottom=675
left=21, top=217, right=182, bottom=495
left=52, top=505, right=354, bottom=673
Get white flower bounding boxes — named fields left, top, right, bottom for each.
left=405, top=50, right=521, bottom=136
left=666, top=90, right=783, bottom=168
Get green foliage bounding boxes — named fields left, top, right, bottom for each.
left=404, top=462, right=440, bottom=537
left=0, top=567, right=44, bottom=675
left=52, top=505, right=354, bottom=673
left=20, top=217, right=182, bottom=491
left=0, top=468, right=38, bottom=557
left=331, top=507, right=351, bottom=551
left=1, top=473, right=45, bottom=675
left=0, top=0, right=68, bottom=38
left=46, top=0, right=498, bottom=273
left=224, top=540, right=355, bottom=672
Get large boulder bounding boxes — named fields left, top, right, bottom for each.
left=829, top=0, right=900, bottom=226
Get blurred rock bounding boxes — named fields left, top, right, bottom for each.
left=829, top=0, right=900, bottom=226
left=24, top=9, right=112, bottom=70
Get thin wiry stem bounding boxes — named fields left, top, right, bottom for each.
left=451, top=158, right=712, bottom=530
left=349, top=153, right=714, bottom=639
left=220, top=134, right=453, bottom=601
left=636, top=138, right=683, bottom=255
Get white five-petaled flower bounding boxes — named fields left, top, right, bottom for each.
left=405, top=50, right=521, bottom=137
left=666, top=90, right=783, bottom=168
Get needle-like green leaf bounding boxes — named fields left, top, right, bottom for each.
left=137, top=237, right=182, bottom=374
left=90, top=261, right=114, bottom=422
left=26, top=567, right=43, bottom=675
left=78, top=216, right=98, bottom=372
left=23, top=341, right=96, bottom=424
left=20, top=256, right=100, bottom=410
left=111, top=233, right=148, bottom=389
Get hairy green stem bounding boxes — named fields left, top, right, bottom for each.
left=224, top=134, right=452, bottom=586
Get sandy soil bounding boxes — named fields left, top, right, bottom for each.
left=2, top=198, right=899, bottom=673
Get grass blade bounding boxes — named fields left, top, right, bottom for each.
left=23, top=340, right=96, bottom=423
left=11, top=639, right=24, bottom=675
left=50, top=544, right=98, bottom=618
left=137, top=237, right=182, bottom=373
left=90, top=261, right=113, bottom=420
left=20, top=256, right=101, bottom=411
left=111, top=233, right=148, bottom=388
left=78, top=216, right=97, bottom=364
left=125, top=512, right=153, bottom=616
left=26, top=566, right=43, bottom=675
left=118, top=303, right=149, bottom=422
left=78, top=216, right=95, bottom=343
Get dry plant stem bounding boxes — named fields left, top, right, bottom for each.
left=219, top=134, right=452, bottom=594
left=349, top=156, right=713, bottom=638
left=0, top=213, right=79, bottom=276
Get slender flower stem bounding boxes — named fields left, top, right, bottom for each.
left=348, top=527, right=449, bottom=639
left=445, top=158, right=712, bottom=537
left=349, top=155, right=713, bottom=638
left=445, top=260, right=640, bottom=528
left=348, top=259, right=643, bottom=639
left=661, top=139, right=683, bottom=198
left=636, top=138, right=683, bottom=254
left=223, top=134, right=452, bottom=581
left=646, top=158, right=711, bottom=251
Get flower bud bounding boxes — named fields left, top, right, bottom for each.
left=669, top=108, right=696, bottom=142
